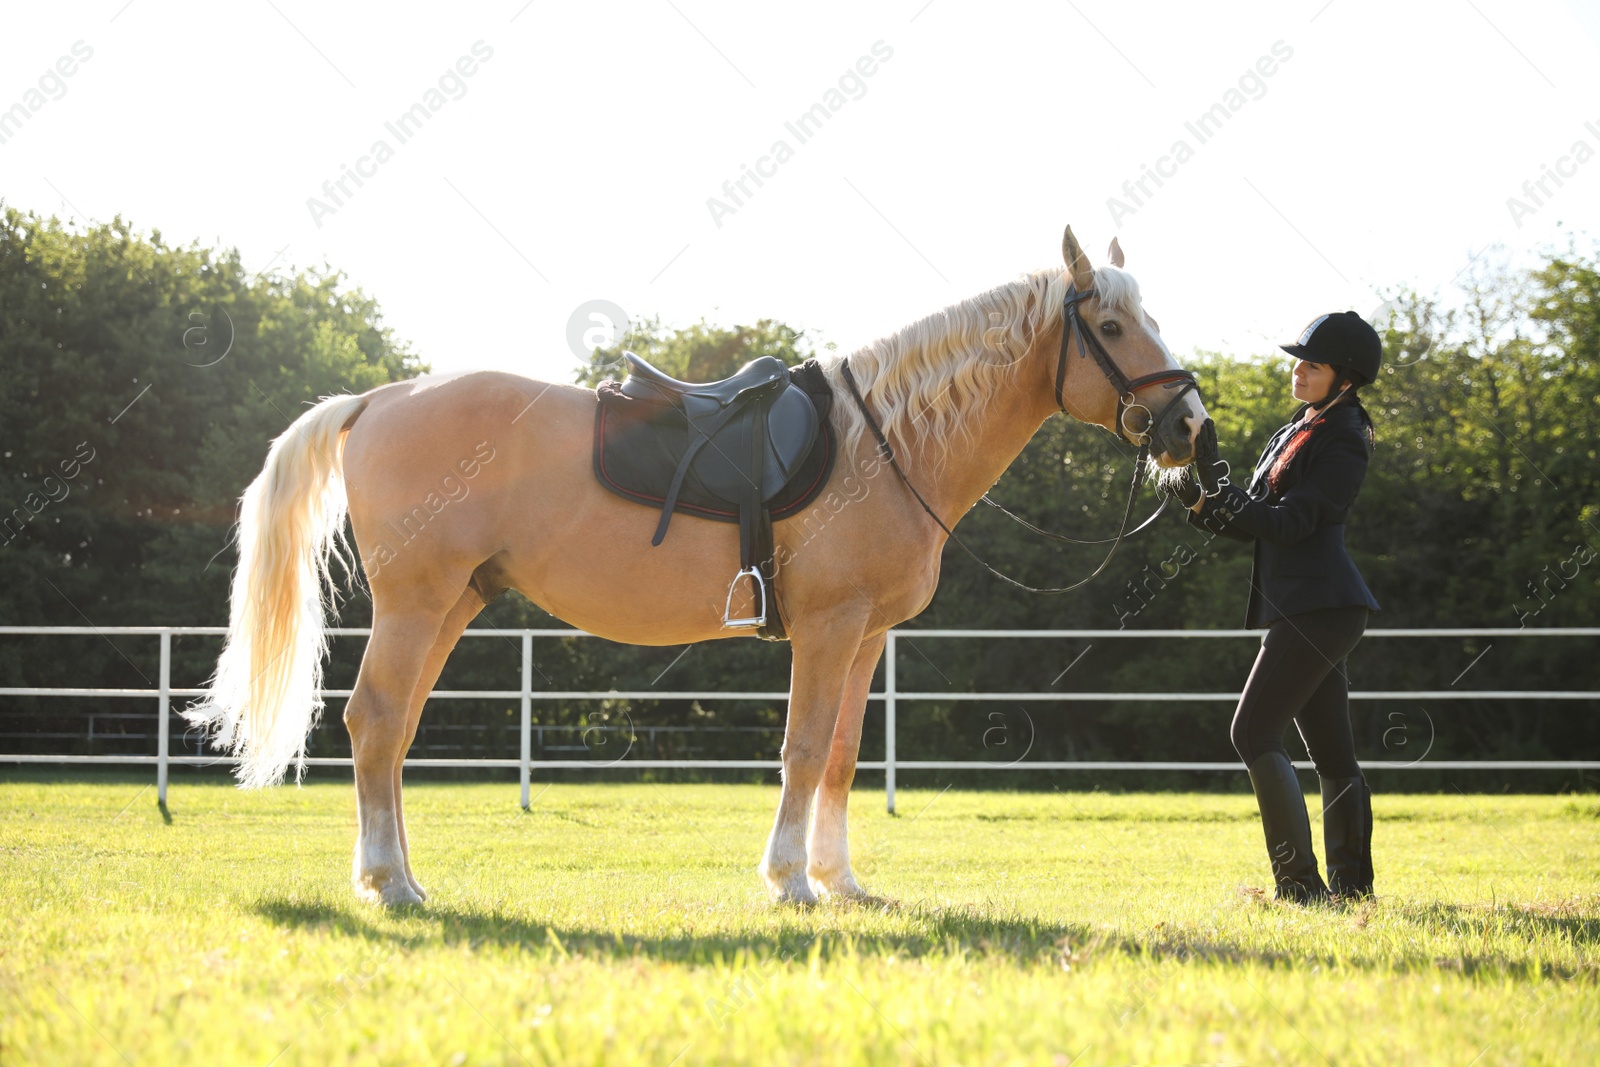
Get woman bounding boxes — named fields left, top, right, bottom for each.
left=1167, top=311, right=1383, bottom=902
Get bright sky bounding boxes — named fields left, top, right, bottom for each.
left=4, top=0, right=1599, bottom=382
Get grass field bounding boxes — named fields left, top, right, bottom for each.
left=1, top=773, right=1596, bottom=1066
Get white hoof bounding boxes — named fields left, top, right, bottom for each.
left=353, top=870, right=422, bottom=908
left=759, top=863, right=819, bottom=905
left=809, top=868, right=869, bottom=900
left=353, top=835, right=421, bottom=907
left=353, top=867, right=423, bottom=907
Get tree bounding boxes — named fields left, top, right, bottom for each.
left=0, top=205, right=422, bottom=739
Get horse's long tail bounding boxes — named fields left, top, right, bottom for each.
left=185, top=393, right=370, bottom=789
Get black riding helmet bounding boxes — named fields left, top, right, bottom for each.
left=1279, top=311, right=1383, bottom=408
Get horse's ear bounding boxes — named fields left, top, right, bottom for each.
left=1107, top=236, right=1125, bottom=268
left=1061, top=225, right=1094, bottom=292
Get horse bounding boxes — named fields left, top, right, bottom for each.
left=186, top=224, right=1209, bottom=906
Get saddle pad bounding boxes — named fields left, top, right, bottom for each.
left=593, top=359, right=837, bottom=523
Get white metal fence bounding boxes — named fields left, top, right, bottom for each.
left=2, top=625, right=1597, bottom=813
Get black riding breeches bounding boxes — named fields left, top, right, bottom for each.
left=1230, top=606, right=1369, bottom=778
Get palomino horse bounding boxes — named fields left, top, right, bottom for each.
left=188, top=225, right=1208, bottom=905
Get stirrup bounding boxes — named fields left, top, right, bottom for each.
left=723, top=566, right=767, bottom=629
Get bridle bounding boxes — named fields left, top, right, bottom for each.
left=836, top=283, right=1205, bottom=595
left=1054, top=282, right=1200, bottom=455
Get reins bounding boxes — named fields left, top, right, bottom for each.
left=977, top=490, right=1169, bottom=546
left=836, top=283, right=1200, bottom=594
left=839, top=361, right=1152, bottom=595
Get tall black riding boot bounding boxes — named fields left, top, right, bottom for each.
left=1320, top=774, right=1374, bottom=898
left=1246, top=752, right=1329, bottom=903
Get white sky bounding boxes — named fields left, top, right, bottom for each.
left=4, top=0, right=1599, bottom=381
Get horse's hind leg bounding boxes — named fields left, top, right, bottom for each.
left=390, top=586, right=487, bottom=901
left=807, top=631, right=886, bottom=899
left=345, top=588, right=459, bottom=906
left=759, top=615, right=867, bottom=903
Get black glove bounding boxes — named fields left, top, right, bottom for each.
left=1162, top=467, right=1204, bottom=509
left=1193, top=418, right=1229, bottom=496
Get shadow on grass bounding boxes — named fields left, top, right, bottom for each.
left=248, top=895, right=1099, bottom=965
left=1386, top=900, right=1600, bottom=956
left=1122, top=897, right=1600, bottom=977
left=247, top=893, right=1600, bottom=978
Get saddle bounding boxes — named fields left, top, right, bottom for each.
left=592, top=352, right=836, bottom=639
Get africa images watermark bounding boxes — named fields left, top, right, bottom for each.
left=566, top=298, right=634, bottom=374
left=305, top=41, right=496, bottom=228
left=1512, top=525, right=1597, bottom=627
left=1105, top=39, right=1294, bottom=228
left=701, top=931, right=821, bottom=1030
left=705, top=40, right=895, bottom=229
left=1504, top=117, right=1600, bottom=229
left=0, top=40, right=94, bottom=147
left=1, top=442, right=97, bottom=547
left=180, top=308, right=234, bottom=367
left=1110, top=506, right=1234, bottom=628
left=361, top=440, right=496, bottom=577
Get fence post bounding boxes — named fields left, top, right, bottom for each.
left=157, top=629, right=171, bottom=806
left=520, top=631, right=533, bottom=810
left=885, top=630, right=897, bottom=814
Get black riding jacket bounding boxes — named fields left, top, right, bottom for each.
left=1189, top=401, right=1381, bottom=629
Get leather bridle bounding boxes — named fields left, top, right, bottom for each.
left=1054, top=282, right=1200, bottom=456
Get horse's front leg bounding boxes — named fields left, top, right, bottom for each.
left=807, top=631, right=887, bottom=899
left=759, top=615, right=867, bottom=903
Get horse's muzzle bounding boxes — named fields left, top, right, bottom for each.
left=1149, top=406, right=1202, bottom=465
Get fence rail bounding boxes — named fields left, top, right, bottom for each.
left=2, top=625, right=1597, bottom=813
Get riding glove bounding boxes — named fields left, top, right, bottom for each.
left=1193, top=419, right=1226, bottom=495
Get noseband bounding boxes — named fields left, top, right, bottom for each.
left=1053, top=283, right=1200, bottom=455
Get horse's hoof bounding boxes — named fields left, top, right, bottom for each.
left=353, top=873, right=423, bottom=907
left=771, top=885, right=819, bottom=906
left=761, top=867, right=818, bottom=905
left=406, top=874, right=428, bottom=902
left=809, top=871, right=869, bottom=900
left=380, top=881, right=424, bottom=907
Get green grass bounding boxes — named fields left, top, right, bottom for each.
left=1, top=774, right=1596, bottom=1066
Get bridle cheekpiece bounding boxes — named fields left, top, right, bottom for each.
left=1054, top=282, right=1200, bottom=457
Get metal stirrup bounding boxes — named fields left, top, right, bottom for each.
left=723, top=566, right=768, bottom=628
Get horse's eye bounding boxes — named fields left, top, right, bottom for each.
left=1100, top=320, right=1121, bottom=337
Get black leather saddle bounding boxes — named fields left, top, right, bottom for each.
left=592, top=353, right=835, bottom=639
left=621, top=355, right=790, bottom=408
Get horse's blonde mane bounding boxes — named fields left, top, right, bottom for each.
left=821, top=265, right=1147, bottom=468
